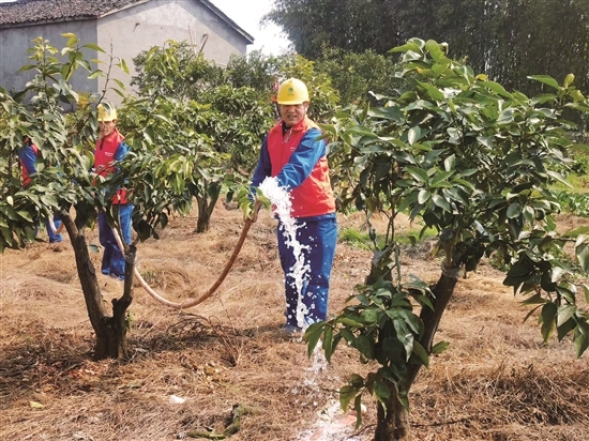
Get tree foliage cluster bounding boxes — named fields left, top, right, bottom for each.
left=267, top=0, right=589, bottom=97
left=2, top=31, right=589, bottom=441
left=304, top=38, right=589, bottom=440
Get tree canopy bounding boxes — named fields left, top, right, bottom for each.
left=267, top=0, right=589, bottom=96
left=305, top=37, right=589, bottom=440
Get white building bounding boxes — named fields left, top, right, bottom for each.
left=0, top=0, right=254, bottom=98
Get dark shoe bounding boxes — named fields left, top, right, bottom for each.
left=281, top=324, right=302, bottom=336
left=103, top=270, right=124, bottom=281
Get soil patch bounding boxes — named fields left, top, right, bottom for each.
left=1, top=206, right=588, bottom=440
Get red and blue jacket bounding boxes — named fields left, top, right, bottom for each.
left=18, top=142, right=40, bottom=187
left=251, top=117, right=336, bottom=219
left=94, top=129, right=130, bottom=204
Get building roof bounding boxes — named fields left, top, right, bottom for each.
left=0, top=0, right=254, bottom=43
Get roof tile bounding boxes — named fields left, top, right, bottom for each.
left=0, top=0, right=145, bottom=26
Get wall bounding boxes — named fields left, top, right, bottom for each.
left=0, top=0, right=250, bottom=102
left=0, top=20, right=99, bottom=95
left=97, top=0, right=250, bottom=102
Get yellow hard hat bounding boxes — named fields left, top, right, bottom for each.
left=276, top=78, right=309, bottom=105
left=97, top=103, right=117, bottom=122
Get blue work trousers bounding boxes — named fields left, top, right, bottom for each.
left=42, top=215, right=63, bottom=243
left=98, top=204, right=134, bottom=280
left=277, top=214, right=338, bottom=327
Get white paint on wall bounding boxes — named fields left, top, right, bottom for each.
left=0, top=0, right=251, bottom=102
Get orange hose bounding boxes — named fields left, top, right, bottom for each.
left=113, top=219, right=254, bottom=309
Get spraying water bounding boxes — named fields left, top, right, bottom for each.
left=258, top=176, right=311, bottom=330
left=259, top=178, right=356, bottom=441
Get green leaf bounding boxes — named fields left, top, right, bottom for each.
left=431, top=341, right=450, bottom=355
left=339, top=385, right=359, bottom=412
left=374, top=380, right=391, bottom=403
left=398, top=309, right=420, bottom=334
left=506, top=202, right=521, bottom=219
left=113, top=79, right=126, bottom=90
left=406, top=166, right=429, bottom=183
left=390, top=41, right=423, bottom=54
left=564, top=73, right=574, bottom=88
left=417, top=81, right=445, bottom=101
left=557, top=305, right=576, bottom=327
left=112, top=88, right=126, bottom=98
left=477, top=136, right=494, bottom=149
left=17, top=211, right=33, bottom=222
left=322, top=325, right=334, bottom=362
left=521, top=292, right=547, bottom=305
left=119, top=58, right=130, bottom=74
left=82, top=43, right=105, bottom=53
left=431, top=194, right=451, bottom=212
left=546, top=170, right=572, bottom=188
left=88, top=70, right=103, bottom=79
left=353, top=395, right=363, bottom=429
left=497, top=108, right=515, bottom=124
left=574, top=321, right=589, bottom=357
left=564, top=226, right=589, bottom=238
left=557, top=317, right=576, bottom=341
left=443, top=154, right=455, bottom=172
left=540, top=303, right=557, bottom=342
left=430, top=170, right=455, bottom=187
left=576, top=243, right=589, bottom=273
left=527, top=75, right=561, bottom=90
left=353, top=335, right=374, bottom=359
left=407, top=126, right=422, bottom=145
left=411, top=341, right=429, bottom=367
left=338, top=317, right=363, bottom=328
left=417, top=189, right=431, bottom=204
left=361, top=308, right=378, bottom=324
left=347, top=125, right=377, bottom=138
left=424, top=39, right=445, bottom=62
left=304, top=323, right=323, bottom=357
left=339, top=328, right=356, bottom=344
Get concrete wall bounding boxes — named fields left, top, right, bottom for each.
left=0, top=0, right=249, bottom=102
left=0, top=20, right=99, bottom=95
left=98, top=0, right=249, bottom=102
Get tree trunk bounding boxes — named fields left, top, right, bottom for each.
left=100, top=244, right=135, bottom=359
left=373, top=261, right=460, bottom=441
left=406, top=268, right=458, bottom=388
left=195, top=188, right=220, bottom=234
left=60, top=213, right=136, bottom=359
left=195, top=195, right=211, bottom=233
left=375, top=384, right=410, bottom=441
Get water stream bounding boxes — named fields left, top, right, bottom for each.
left=258, top=177, right=362, bottom=441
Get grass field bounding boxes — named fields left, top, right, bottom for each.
left=1, top=203, right=588, bottom=441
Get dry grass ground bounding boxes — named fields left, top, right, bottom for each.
left=1, top=203, right=588, bottom=441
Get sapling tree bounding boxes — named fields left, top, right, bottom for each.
left=129, top=41, right=274, bottom=232
left=305, top=39, right=589, bottom=441
left=0, top=35, right=196, bottom=359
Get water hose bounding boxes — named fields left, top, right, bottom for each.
left=113, top=217, right=254, bottom=309
left=47, top=217, right=65, bottom=235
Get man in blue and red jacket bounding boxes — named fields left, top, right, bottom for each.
left=18, top=136, right=63, bottom=243
left=251, top=78, right=338, bottom=334
left=93, top=104, right=133, bottom=281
